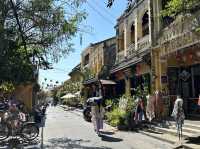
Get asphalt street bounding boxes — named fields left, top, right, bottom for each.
left=35, top=106, right=174, bottom=149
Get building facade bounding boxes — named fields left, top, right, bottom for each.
left=111, top=0, right=152, bottom=96
left=110, top=0, right=200, bottom=117
left=81, top=37, right=116, bottom=99
left=152, top=0, right=200, bottom=117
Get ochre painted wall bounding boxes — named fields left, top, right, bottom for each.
left=14, top=84, right=33, bottom=111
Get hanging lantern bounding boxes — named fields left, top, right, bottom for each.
left=189, top=53, right=193, bottom=59
left=176, top=52, right=181, bottom=62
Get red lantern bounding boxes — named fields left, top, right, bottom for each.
left=176, top=52, right=181, bottom=62
left=188, top=53, right=193, bottom=60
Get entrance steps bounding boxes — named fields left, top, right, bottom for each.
left=140, top=120, right=200, bottom=149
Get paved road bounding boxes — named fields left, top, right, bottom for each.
left=36, top=106, right=174, bottom=149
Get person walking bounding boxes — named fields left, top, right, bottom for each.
left=171, top=95, right=185, bottom=141
left=134, top=97, right=144, bottom=125
left=91, top=100, right=105, bottom=136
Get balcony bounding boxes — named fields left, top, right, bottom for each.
left=137, top=35, right=150, bottom=52
left=116, top=50, right=124, bottom=64
left=126, top=43, right=135, bottom=59
left=159, top=14, right=200, bottom=48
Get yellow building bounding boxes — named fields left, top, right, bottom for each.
left=68, top=63, right=83, bottom=82
left=152, top=0, right=200, bottom=117
left=111, top=0, right=152, bottom=96
left=81, top=37, right=116, bottom=99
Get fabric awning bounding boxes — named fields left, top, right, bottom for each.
left=83, top=78, right=116, bottom=85
left=100, top=79, right=116, bottom=85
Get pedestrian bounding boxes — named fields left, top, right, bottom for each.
left=134, top=97, right=144, bottom=125
left=171, top=95, right=185, bottom=141
left=91, top=100, right=105, bottom=136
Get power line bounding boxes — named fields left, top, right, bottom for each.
left=86, top=0, right=115, bottom=25
left=93, top=0, right=117, bottom=18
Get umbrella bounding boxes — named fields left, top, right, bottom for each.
left=61, top=93, right=76, bottom=99
left=74, top=91, right=81, bottom=96
left=87, top=96, right=103, bottom=105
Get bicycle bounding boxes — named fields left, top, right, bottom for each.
left=0, top=102, right=39, bottom=142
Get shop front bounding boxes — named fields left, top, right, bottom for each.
left=82, top=78, right=116, bottom=99
left=154, top=44, right=200, bottom=118
left=111, top=60, right=151, bottom=97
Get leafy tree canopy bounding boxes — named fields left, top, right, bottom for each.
left=162, top=0, right=200, bottom=18
left=0, top=0, right=86, bottom=85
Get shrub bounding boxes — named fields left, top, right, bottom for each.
left=106, top=107, right=126, bottom=127
left=105, top=94, right=138, bottom=129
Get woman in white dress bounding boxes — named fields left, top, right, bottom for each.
left=91, top=101, right=105, bottom=135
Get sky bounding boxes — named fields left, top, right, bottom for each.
left=39, top=0, right=127, bottom=89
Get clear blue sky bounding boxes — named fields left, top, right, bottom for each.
left=39, top=0, right=127, bottom=88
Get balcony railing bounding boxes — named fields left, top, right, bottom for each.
left=137, top=35, right=150, bottom=52
left=116, top=50, right=124, bottom=64
left=127, top=43, right=135, bottom=58
left=159, top=15, right=200, bottom=45
left=115, top=35, right=150, bottom=65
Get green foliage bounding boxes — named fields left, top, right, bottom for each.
left=82, top=67, right=95, bottom=81
left=106, top=94, right=136, bottom=129
left=51, top=79, right=82, bottom=105
left=162, top=0, right=200, bottom=18
left=106, top=107, right=126, bottom=127
left=0, top=82, right=15, bottom=94
left=0, top=0, right=86, bottom=84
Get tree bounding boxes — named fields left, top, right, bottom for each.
left=162, top=0, right=200, bottom=17
left=0, top=0, right=86, bottom=85
left=162, top=0, right=200, bottom=32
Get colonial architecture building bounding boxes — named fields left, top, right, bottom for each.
left=68, top=63, right=83, bottom=82
left=81, top=37, right=116, bottom=99
left=110, top=0, right=200, bottom=117
left=152, top=0, right=200, bottom=117
left=78, top=0, right=200, bottom=117
left=111, top=0, right=152, bottom=96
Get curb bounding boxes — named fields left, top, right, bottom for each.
left=140, top=130, right=198, bottom=149
left=139, top=130, right=175, bottom=145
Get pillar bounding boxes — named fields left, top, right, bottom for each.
left=124, top=19, right=128, bottom=57
left=135, top=15, right=138, bottom=50
left=125, top=77, right=131, bottom=96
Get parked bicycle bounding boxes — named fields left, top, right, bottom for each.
left=0, top=99, right=39, bottom=142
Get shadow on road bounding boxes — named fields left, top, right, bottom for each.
left=0, top=138, right=40, bottom=149
left=99, top=131, right=114, bottom=135
left=41, top=137, right=112, bottom=149
left=145, top=129, right=163, bottom=134
left=100, top=135, right=123, bottom=142
left=185, top=136, right=200, bottom=145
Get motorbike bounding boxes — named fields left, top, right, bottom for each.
left=83, top=105, right=91, bottom=122
left=83, top=97, right=104, bottom=122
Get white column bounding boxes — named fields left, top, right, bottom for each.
left=124, top=20, right=128, bottom=57
left=135, top=14, right=138, bottom=51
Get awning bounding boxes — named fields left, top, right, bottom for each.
left=83, top=78, right=116, bottom=85
left=110, top=49, right=150, bottom=74
left=83, top=78, right=98, bottom=85
left=100, top=79, right=116, bottom=85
